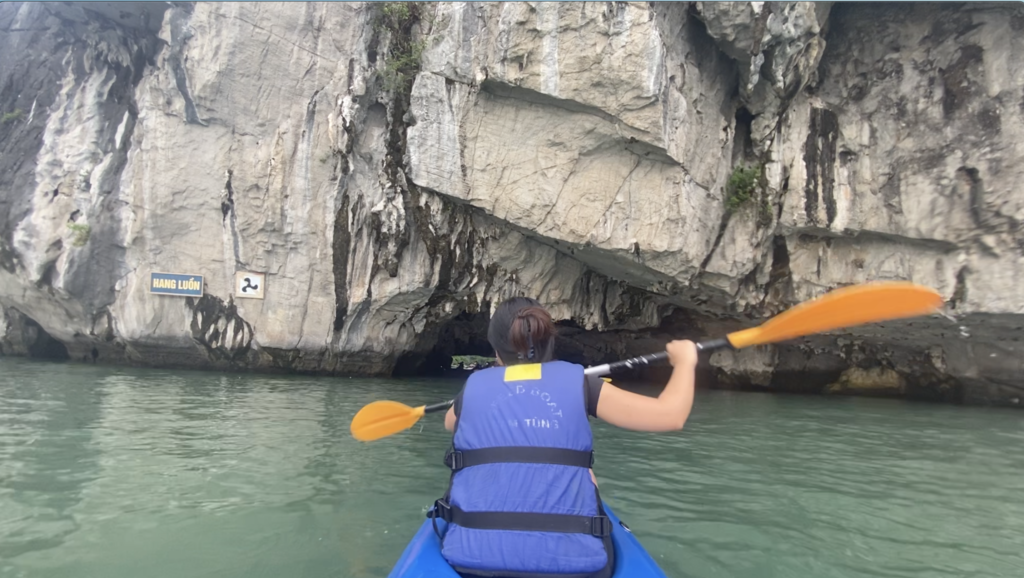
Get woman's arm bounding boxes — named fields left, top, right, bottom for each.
left=444, top=405, right=457, bottom=431
left=594, top=340, right=698, bottom=432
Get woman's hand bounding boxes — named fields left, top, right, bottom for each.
left=666, top=339, right=698, bottom=368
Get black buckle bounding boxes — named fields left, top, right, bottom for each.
left=444, top=449, right=464, bottom=471
left=590, top=515, right=611, bottom=537
left=427, top=499, right=452, bottom=521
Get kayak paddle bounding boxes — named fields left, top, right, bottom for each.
left=347, top=400, right=454, bottom=444
left=585, top=280, right=943, bottom=376
left=350, top=281, right=943, bottom=441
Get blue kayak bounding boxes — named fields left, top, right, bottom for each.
left=388, top=501, right=667, bottom=577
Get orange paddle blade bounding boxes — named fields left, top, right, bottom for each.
left=350, top=400, right=426, bottom=442
left=727, top=282, right=943, bottom=349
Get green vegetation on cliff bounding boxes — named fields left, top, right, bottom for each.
left=375, top=2, right=429, bottom=94
left=451, top=355, right=496, bottom=370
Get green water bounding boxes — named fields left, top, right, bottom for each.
left=1, top=358, right=1022, bottom=578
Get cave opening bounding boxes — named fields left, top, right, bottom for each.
left=398, top=303, right=723, bottom=392
left=21, top=313, right=70, bottom=360
left=555, top=308, right=715, bottom=388
left=393, top=309, right=495, bottom=378
left=732, top=106, right=756, bottom=164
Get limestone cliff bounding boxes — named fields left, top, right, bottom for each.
left=1, top=1, right=1021, bottom=407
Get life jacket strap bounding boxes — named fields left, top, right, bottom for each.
left=444, top=446, right=594, bottom=471
left=429, top=499, right=611, bottom=537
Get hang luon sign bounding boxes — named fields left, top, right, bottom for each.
left=149, top=272, right=204, bottom=297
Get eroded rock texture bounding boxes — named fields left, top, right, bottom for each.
left=1, top=1, right=1022, bottom=406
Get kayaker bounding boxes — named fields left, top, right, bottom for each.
left=429, top=296, right=697, bottom=578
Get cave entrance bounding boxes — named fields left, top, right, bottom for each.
left=3, top=310, right=70, bottom=360
left=394, top=309, right=495, bottom=377
left=28, top=323, right=70, bottom=359
left=553, top=307, right=720, bottom=389
left=395, top=303, right=716, bottom=388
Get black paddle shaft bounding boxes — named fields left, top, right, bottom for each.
left=581, top=337, right=732, bottom=377
left=428, top=338, right=733, bottom=405
left=424, top=400, right=454, bottom=414
left=370, top=338, right=729, bottom=438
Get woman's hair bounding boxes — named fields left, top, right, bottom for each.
left=487, top=297, right=556, bottom=365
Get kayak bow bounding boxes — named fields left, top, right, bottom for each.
left=387, top=501, right=667, bottom=577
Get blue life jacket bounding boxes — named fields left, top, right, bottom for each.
left=428, top=360, right=614, bottom=578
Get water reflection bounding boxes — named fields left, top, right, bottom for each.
left=1, top=358, right=1023, bottom=578
left=0, top=360, right=105, bottom=564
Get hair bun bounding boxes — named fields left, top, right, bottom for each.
left=487, top=298, right=556, bottom=364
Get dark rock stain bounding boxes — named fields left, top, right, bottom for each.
left=186, top=295, right=254, bottom=362
left=221, top=169, right=235, bottom=219
left=1011, top=8, right=1024, bottom=31
left=950, top=266, right=968, bottom=310
left=802, top=107, right=839, bottom=227
left=923, top=8, right=981, bottom=45
left=332, top=190, right=351, bottom=332
left=958, top=166, right=986, bottom=227
left=880, top=169, right=903, bottom=215
left=166, top=5, right=206, bottom=126
left=846, top=74, right=869, bottom=102
left=221, top=169, right=242, bottom=266
left=940, top=45, right=983, bottom=118
left=976, top=104, right=1000, bottom=135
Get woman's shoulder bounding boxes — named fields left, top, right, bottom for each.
left=544, top=359, right=586, bottom=371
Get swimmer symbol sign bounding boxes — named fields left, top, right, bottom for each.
left=235, top=271, right=265, bottom=299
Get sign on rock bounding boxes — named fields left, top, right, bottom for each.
left=235, top=271, right=265, bottom=299
left=150, top=272, right=203, bottom=297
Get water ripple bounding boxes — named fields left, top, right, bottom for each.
left=1, top=360, right=1022, bottom=577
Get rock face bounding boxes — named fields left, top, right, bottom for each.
left=1, top=1, right=1022, bottom=407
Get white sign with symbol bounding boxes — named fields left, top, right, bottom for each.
left=235, top=271, right=265, bottom=299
